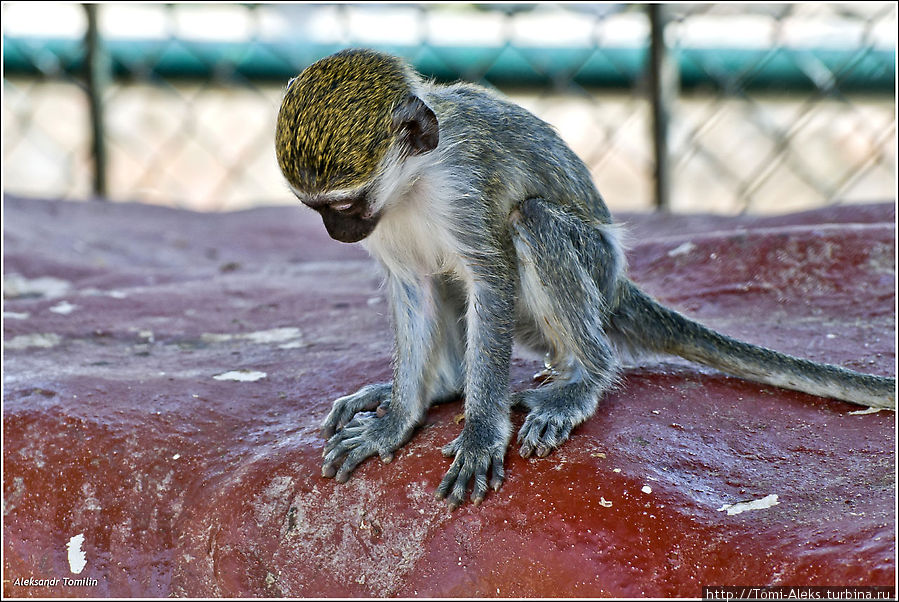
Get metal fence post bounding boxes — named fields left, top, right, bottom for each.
left=84, top=4, right=109, bottom=199
left=648, top=4, right=678, bottom=212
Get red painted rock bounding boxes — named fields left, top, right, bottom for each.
left=3, top=196, right=894, bottom=597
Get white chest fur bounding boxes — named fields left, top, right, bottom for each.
left=363, top=164, right=467, bottom=282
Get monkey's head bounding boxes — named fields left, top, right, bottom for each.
left=276, top=49, right=439, bottom=243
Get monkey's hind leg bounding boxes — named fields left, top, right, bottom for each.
left=509, top=197, right=624, bottom=458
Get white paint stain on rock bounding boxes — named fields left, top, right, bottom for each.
left=243, top=328, right=302, bottom=344
left=66, top=533, right=87, bottom=574
left=81, top=288, right=129, bottom=299
left=667, top=241, right=696, bottom=258
left=3, top=311, right=30, bottom=320
left=49, top=300, right=78, bottom=315
left=213, top=370, right=267, bottom=382
left=277, top=341, right=306, bottom=349
left=718, top=494, right=779, bottom=516
left=4, top=333, right=62, bottom=350
left=202, top=327, right=303, bottom=348
left=3, top=274, right=71, bottom=299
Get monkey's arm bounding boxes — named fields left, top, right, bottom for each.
left=322, top=273, right=446, bottom=481
left=435, top=249, right=518, bottom=508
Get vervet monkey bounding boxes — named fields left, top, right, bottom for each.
left=275, top=49, right=895, bottom=509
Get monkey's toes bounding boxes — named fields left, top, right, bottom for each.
left=517, top=413, right=573, bottom=458
left=441, top=437, right=461, bottom=457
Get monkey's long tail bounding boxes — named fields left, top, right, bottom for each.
left=609, top=279, right=895, bottom=410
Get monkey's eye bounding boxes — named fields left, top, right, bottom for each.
left=331, top=201, right=354, bottom=212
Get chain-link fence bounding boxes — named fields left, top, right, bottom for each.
left=2, top=3, right=895, bottom=213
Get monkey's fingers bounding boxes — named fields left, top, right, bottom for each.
left=322, top=434, right=361, bottom=476
left=322, top=432, right=379, bottom=480
left=320, top=417, right=344, bottom=440
left=322, top=414, right=373, bottom=473
left=435, top=455, right=463, bottom=503
left=321, top=399, right=357, bottom=438
left=322, top=414, right=371, bottom=457
left=471, top=471, right=489, bottom=506
left=334, top=443, right=379, bottom=483
left=489, top=456, right=505, bottom=491
left=436, top=455, right=480, bottom=509
left=322, top=410, right=407, bottom=482
left=321, top=382, right=391, bottom=438
left=435, top=445, right=502, bottom=508
left=436, top=458, right=468, bottom=508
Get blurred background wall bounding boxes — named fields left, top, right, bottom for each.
left=2, top=2, right=896, bottom=214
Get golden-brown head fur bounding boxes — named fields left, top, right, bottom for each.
left=275, top=49, right=414, bottom=194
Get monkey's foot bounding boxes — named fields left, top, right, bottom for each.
left=514, top=383, right=600, bottom=458
left=321, top=382, right=391, bottom=438
left=321, top=411, right=410, bottom=483
left=435, top=419, right=511, bottom=509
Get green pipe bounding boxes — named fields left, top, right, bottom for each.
left=2, top=36, right=894, bottom=92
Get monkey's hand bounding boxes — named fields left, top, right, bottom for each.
left=435, top=417, right=511, bottom=509
left=321, top=382, right=391, bottom=438
left=321, top=410, right=412, bottom=483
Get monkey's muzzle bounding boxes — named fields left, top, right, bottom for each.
left=303, top=194, right=381, bottom=243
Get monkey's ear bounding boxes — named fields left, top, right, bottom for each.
left=392, top=95, right=439, bottom=156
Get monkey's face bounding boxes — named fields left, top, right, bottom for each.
left=275, top=49, right=439, bottom=243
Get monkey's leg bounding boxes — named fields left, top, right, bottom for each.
left=509, top=197, right=624, bottom=458
left=322, top=273, right=456, bottom=482
left=435, top=252, right=518, bottom=508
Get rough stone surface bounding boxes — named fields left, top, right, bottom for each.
left=3, top=195, right=895, bottom=597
